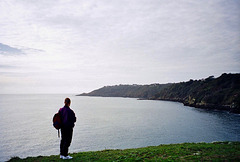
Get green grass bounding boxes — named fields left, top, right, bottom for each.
left=8, top=142, right=240, bottom=161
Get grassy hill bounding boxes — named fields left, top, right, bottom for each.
left=8, top=142, right=240, bottom=161
left=78, top=73, right=240, bottom=113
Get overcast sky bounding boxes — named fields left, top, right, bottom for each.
left=0, top=0, right=239, bottom=94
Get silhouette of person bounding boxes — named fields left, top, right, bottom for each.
left=59, top=98, right=76, bottom=159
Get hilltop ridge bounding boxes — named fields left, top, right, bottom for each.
left=78, top=73, right=240, bottom=113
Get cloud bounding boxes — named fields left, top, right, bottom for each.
left=0, top=0, right=239, bottom=93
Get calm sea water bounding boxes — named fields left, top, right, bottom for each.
left=0, top=94, right=240, bottom=161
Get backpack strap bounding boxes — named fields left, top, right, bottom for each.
left=58, top=129, right=60, bottom=138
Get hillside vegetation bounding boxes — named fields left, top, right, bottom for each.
left=79, top=83, right=171, bottom=99
left=78, top=73, right=240, bottom=113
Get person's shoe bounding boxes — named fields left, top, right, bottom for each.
left=60, top=155, right=64, bottom=159
left=62, top=155, right=73, bottom=160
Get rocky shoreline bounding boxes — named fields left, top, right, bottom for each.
left=149, top=97, right=240, bottom=114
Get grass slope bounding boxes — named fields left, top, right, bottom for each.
left=9, top=142, right=240, bottom=161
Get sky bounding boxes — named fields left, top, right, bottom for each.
left=0, top=0, right=240, bottom=94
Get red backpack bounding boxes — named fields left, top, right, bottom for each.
left=53, top=112, right=61, bottom=137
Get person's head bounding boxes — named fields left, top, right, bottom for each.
left=64, top=98, right=71, bottom=107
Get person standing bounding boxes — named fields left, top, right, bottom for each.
left=59, top=98, right=76, bottom=159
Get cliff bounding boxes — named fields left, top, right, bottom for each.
left=78, top=73, right=240, bottom=113
left=153, top=73, right=240, bottom=113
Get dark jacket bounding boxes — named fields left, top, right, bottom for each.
left=59, top=106, right=76, bottom=128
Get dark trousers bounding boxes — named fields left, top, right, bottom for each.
left=60, top=127, right=73, bottom=156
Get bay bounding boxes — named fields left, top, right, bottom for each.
left=0, top=94, right=239, bottom=161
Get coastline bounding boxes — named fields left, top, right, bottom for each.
left=150, top=98, right=240, bottom=114
left=77, top=73, right=240, bottom=114
left=78, top=95, right=240, bottom=114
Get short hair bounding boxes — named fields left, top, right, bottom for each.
left=64, top=98, right=71, bottom=106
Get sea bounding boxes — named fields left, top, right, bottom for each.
left=0, top=94, right=239, bottom=161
